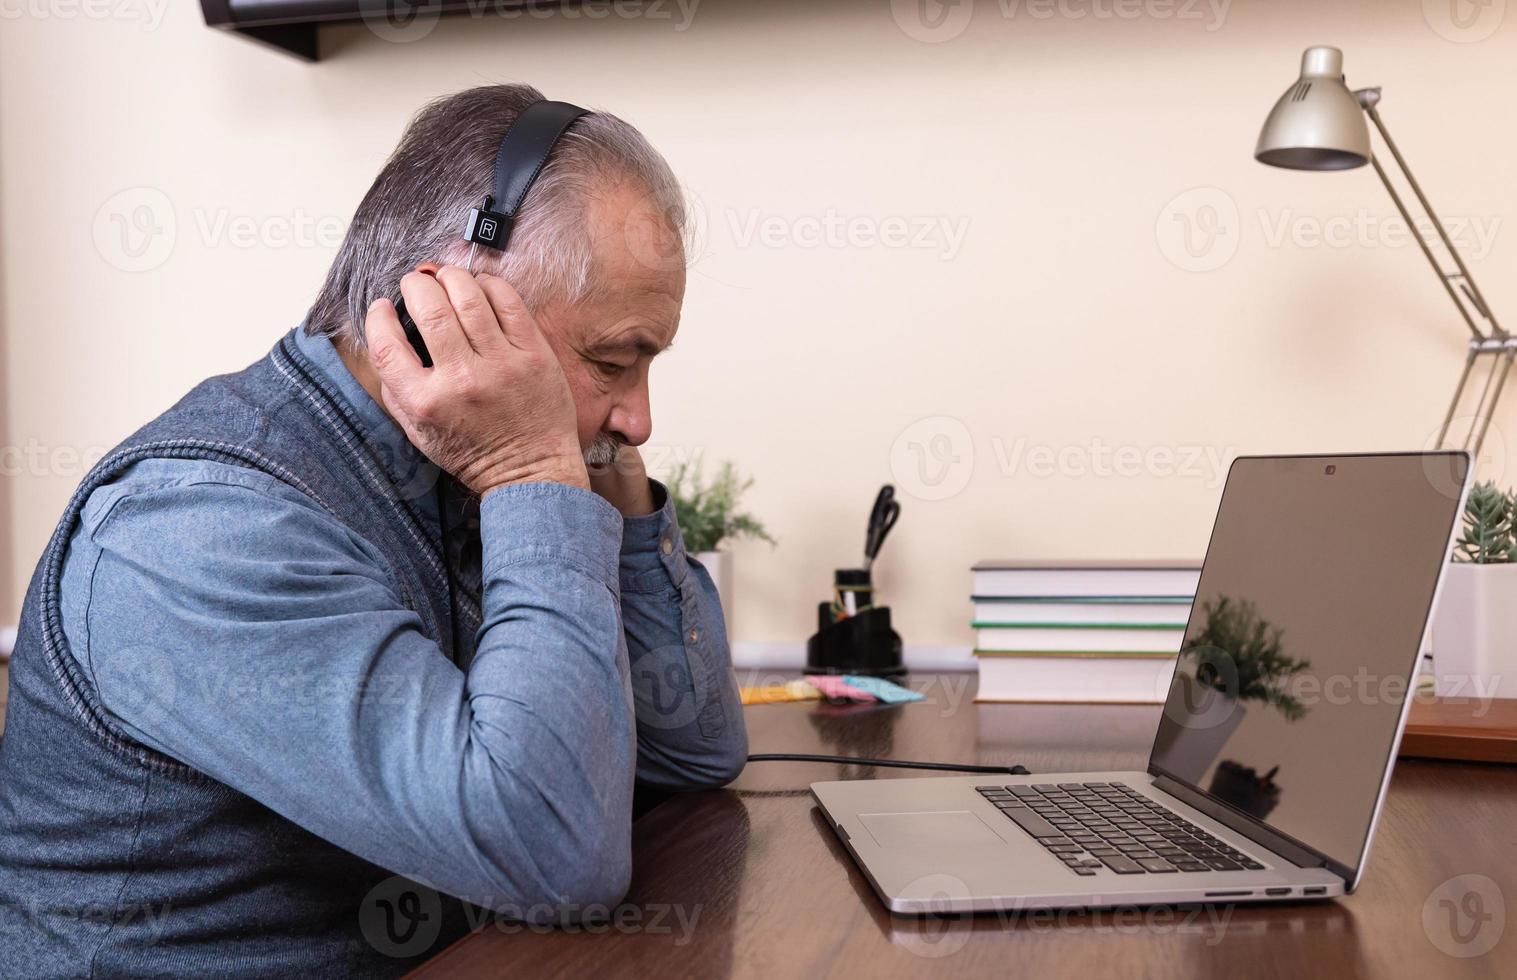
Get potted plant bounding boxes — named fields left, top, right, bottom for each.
left=1431, top=481, right=1517, bottom=699
left=666, top=458, right=774, bottom=635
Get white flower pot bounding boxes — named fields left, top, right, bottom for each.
left=1430, top=562, right=1517, bottom=700
left=694, top=549, right=733, bottom=636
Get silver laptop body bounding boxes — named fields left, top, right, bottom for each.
left=812, top=452, right=1472, bottom=913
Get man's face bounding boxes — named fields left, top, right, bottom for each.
left=533, top=181, right=686, bottom=462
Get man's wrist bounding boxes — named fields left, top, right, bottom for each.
left=598, top=477, right=656, bottom=517
left=619, top=482, right=674, bottom=550
left=587, top=455, right=657, bottom=517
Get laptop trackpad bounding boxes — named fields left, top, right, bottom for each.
left=860, top=810, right=1002, bottom=849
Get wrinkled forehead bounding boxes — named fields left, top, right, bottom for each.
left=586, top=181, right=687, bottom=299
left=558, top=184, right=685, bottom=347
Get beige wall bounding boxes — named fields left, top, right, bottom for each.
left=0, top=148, right=9, bottom=621
left=2, top=0, right=1514, bottom=650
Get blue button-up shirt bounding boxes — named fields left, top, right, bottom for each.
left=55, top=326, right=747, bottom=912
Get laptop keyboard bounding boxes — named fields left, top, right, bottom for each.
left=976, top=782, right=1266, bottom=876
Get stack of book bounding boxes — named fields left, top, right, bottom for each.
left=971, top=560, right=1201, bottom=703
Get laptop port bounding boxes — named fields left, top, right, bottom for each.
left=1303, top=886, right=1327, bottom=896
left=1265, top=887, right=1291, bottom=896
left=1203, top=891, right=1253, bottom=898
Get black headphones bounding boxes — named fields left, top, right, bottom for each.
left=394, top=99, right=590, bottom=367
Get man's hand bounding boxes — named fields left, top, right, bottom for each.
left=588, top=445, right=657, bottom=517
left=365, top=266, right=589, bottom=496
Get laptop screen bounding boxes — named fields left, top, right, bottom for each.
left=1149, top=453, right=1469, bottom=877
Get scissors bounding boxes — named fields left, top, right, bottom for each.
left=863, top=484, right=901, bottom=571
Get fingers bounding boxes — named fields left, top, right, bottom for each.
left=363, top=298, right=426, bottom=402
left=476, top=274, right=545, bottom=352
left=399, top=270, right=468, bottom=368
left=435, top=265, right=505, bottom=355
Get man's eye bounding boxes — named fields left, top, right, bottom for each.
left=594, top=360, right=629, bottom=377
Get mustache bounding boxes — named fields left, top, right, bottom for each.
left=583, top=434, right=625, bottom=466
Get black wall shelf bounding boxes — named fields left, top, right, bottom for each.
left=200, top=1, right=562, bottom=61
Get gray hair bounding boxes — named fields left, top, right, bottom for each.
left=307, top=84, right=686, bottom=349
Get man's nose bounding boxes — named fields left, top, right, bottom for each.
left=608, top=383, right=653, bottom=447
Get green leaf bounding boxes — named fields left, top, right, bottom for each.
left=1455, top=480, right=1515, bottom=564
left=1180, top=595, right=1313, bottom=721
left=665, top=456, right=775, bottom=553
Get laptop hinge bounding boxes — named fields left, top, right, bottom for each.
left=1149, top=769, right=1355, bottom=882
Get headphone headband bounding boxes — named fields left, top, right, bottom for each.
left=463, top=99, right=590, bottom=253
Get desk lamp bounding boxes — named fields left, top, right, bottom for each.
left=1255, top=45, right=1513, bottom=457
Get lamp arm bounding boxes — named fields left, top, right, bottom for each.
left=1369, top=107, right=1501, bottom=331
left=1353, top=94, right=1514, bottom=457
left=1358, top=101, right=1502, bottom=339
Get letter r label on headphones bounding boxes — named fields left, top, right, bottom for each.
left=465, top=207, right=512, bottom=250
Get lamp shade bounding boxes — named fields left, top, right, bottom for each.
left=1255, top=46, right=1371, bottom=171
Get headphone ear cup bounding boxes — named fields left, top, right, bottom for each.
left=393, top=297, right=433, bottom=368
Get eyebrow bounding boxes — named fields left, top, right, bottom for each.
left=589, top=335, right=670, bottom=358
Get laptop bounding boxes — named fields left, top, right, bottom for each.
left=812, top=452, right=1472, bottom=913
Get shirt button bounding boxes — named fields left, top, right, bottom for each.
left=660, top=538, right=674, bottom=556
left=687, top=627, right=700, bottom=644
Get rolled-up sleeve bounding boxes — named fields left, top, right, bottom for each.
left=617, top=481, right=748, bottom=789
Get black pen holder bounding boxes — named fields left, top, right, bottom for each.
left=805, top=569, right=905, bottom=678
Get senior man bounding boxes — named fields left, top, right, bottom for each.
left=0, top=84, right=746, bottom=976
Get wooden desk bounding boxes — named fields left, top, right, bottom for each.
left=413, top=674, right=1516, bottom=977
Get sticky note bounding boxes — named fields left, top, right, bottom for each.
left=841, top=675, right=925, bottom=704
left=740, top=680, right=822, bottom=705
left=804, top=674, right=878, bottom=702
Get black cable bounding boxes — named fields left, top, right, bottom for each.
left=747, top=753, right=1030, bottom=776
